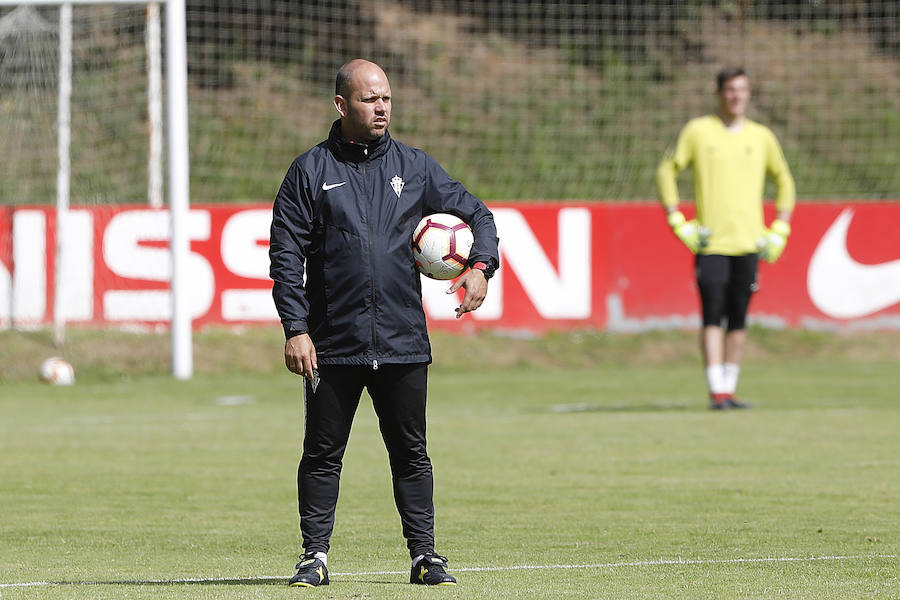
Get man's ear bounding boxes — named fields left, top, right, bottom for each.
left=333, top=95, right=346, bottom=117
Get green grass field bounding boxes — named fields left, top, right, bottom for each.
left=1, top=329, right=898, bottom=598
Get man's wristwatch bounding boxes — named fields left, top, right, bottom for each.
left=470, top=261, right=494, bottom=279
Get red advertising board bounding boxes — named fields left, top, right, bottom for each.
left=1, top=202, right=899, bottom=331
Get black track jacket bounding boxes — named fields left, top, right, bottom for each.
left=269, top=120, right=500, bottom=368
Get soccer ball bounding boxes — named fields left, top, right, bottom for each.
left=412, top=213, right=474, bottom=280
left=39, top=357, right=76, bottom=386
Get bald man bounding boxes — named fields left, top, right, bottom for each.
left=270, top=59, right=499, bottom=587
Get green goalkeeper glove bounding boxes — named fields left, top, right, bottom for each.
left=756, top=219, right=791, bottom=263
left=667, top=210, right=710, bottom=254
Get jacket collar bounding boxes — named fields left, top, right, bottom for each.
left=327, top=119, right=390, bottom=163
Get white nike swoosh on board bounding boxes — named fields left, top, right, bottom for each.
left=807, top=208, right=900, bottom=319
left=322, top=182, right=347, bottom=191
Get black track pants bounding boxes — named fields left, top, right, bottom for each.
left=297, top=363, right=434, bottom=558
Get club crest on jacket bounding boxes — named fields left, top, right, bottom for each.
left=390, top=175, right=405, bottom=198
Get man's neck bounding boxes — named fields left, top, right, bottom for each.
left=336, top=122, right=371, bottom=145
left=717, top=111, right=745, bottom=132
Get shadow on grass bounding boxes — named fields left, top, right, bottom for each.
left=546, top=402, right=690, bottom=413
left=27, top=576, right=403, bottom=587
left=30, top=578, right=285, bottom=587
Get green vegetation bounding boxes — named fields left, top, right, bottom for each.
left=1, top=328, right=898, bottom=598
left=2, top=3, right=898, bottom=205
left=3, top=326, right=900, bottom=383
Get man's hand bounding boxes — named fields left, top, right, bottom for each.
left=447, top=268, right=488, bottom=319
left=285, top=333, right=317, bottom=378
left=757, top=219, right=791, bottom=263
left=668, top=210, right=710, bottom=254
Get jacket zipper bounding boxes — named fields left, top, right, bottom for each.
left=362, top=157, right=379, bottom=371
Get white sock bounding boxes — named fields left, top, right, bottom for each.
left=313, top=551, right=327, bottom=567
left=723, top=363, right=740, bottom=395
left=412, top=554, right=424, bottom=568
left=706, top=364, right=726, bottom=395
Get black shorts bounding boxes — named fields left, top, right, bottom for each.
left=695, top=253, right=759, bottom=330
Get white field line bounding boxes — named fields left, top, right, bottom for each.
left=1, top=554, right=896, bottom=588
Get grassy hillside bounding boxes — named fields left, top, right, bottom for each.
left=1, top=2, right=897, bottom=205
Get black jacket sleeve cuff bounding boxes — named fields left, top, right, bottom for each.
left=283, top=320, right=308, bottom=339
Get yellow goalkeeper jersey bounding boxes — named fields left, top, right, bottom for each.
left=656, top=115, right=795, bottom=255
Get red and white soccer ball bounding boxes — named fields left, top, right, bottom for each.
left=39, top=357, right=76, bottom=386
left=412, top=213, right=474, bottom=280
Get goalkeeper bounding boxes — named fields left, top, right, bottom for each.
left=656, top=66, right=795, bottom=410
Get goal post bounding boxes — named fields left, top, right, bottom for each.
left=163, top=0, right=191, bottom=380
left=53, top=2, right=70, bottom=348
left=0, top=0, right=192, bottom=379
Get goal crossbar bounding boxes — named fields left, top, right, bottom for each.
left=0, top=1, right=159, bottom=4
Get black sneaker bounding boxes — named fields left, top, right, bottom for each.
left=410, top=553, right=457, bottom=586
left=289, top=553, right=329, bottom=587
left=709, top=395, right=727, bottom=410
left=724, top=396, right=752, bottom=409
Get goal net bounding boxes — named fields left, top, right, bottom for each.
left=0, top=4, right=157, bottom=207
left=0, top=1, right=191, bottom=377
